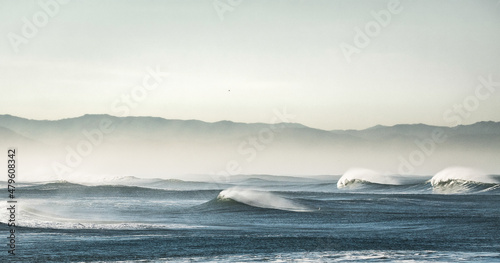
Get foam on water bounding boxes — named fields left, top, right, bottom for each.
left=156, top=251, right=500, bottom=263
left=217, top=187, right=313, bottom=212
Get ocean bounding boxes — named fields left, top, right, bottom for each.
left=2, top=169, right=500, bottom=262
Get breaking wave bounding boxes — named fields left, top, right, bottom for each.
left=337, top=168, right=426, bottom=189
left=429, top=167, right=500, bottom=194
left=216, top=187, right=313, bottom=212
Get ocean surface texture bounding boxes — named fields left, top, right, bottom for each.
left=2, top=168, right=500, bottom=262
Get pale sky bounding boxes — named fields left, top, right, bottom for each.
left=1, top=0, right=499, bottom=130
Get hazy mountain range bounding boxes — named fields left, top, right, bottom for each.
left=0, top=114, right=499, bottom=181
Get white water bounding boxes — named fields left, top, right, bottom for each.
left=429, top=167, right=500, bottom=194
left=430, top=167, right=498, bottom=185
left=162, top=251, right=500, bottom=263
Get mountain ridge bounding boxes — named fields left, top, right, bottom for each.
left=1, top=114, right=498, bottom=133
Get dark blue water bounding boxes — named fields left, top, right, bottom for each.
left=3, top=174, right=500, bottom=262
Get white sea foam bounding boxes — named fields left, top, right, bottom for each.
left=154, top=251, right=500, bottom=263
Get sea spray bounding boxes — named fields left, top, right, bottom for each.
left=217, top=187, right=313, bottom=212
left=336, top=168, right=424, bottom=188
left=429, top=167, right=500, bottom=194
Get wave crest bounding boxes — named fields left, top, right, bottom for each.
left=217, top=187, right=312, bottom=212
left=337, top=168, right=412, bottom=188
left=430, top=167, right=498, bottom=185
left=429, top=167, right=500, bottom=194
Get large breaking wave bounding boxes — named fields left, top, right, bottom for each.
left=429, top=167, right=500, bottom=194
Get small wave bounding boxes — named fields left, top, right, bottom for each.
left=216, top=187, right=313, bottom=212
left=429, top=167, right=500, bottom=194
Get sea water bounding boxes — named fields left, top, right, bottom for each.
left=2, top=168, right=500, bottom=262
